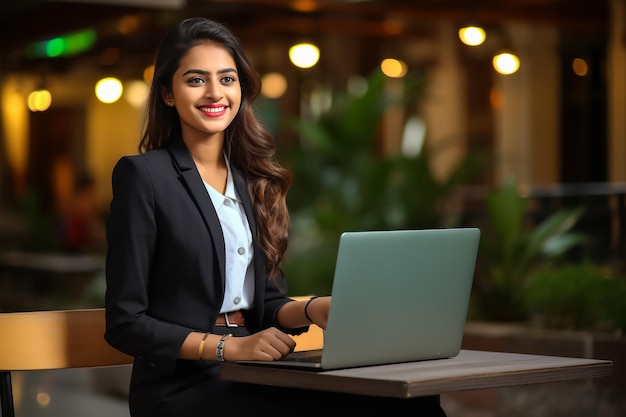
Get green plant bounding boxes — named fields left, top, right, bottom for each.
left=525, top=261, right=615, bottom=330
left=600, top=273, right=626, bottom=334
left=279, top=69, right=487, bottom=295
left=472, top=178, right=589, bottom=321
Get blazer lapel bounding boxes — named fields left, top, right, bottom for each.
left=167, top=136, right=227, bottom=284
left=231, top=168, right=256, bottom=236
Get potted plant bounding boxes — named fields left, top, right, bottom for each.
left=471, top=178, right=589, bottom=322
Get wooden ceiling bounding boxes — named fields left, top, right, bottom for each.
left=0, top=0, right=609, bottom=73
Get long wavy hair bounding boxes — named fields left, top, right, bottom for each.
left=140, top=17, right=292, bottom=280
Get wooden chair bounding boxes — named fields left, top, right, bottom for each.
left=0, top=301, right=323, bottom=417
left=0, top=308, right=133, bottom=417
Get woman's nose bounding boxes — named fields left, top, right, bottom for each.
left=204, top=79, right=222, bottom=99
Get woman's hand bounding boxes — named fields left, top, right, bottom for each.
left=224, top=327, right=296, bottom=361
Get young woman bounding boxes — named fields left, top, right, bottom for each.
left=104, top=17, right=446, bottom=416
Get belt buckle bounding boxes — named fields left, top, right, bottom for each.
left=224, top=313, right=239, bottom=327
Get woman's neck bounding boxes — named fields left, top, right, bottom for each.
left=185, top=134, right=228, bottom=194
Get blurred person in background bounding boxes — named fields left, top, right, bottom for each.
left=58, top=173, right=105, bottom=253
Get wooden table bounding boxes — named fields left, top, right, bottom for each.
left=219, top=349, right=613, bottom=398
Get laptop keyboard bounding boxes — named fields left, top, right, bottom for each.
left=283, top=349, right=323, bottom=363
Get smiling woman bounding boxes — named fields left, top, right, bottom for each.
left=102, top=17, right=449, bottom=417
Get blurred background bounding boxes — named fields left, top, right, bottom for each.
left=0, top=0, right=625, bottom=415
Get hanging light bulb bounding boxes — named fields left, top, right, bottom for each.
left=27, top=89, right=52, bottom=112
left=380, top=58, right=408, bottom=78
left=493, top=52, right=520, bottom=75
left=95, top=77, right=123, bottom=103
left=458, top=25, right=486, bottom=46
left=289, top=43, right=320, bottom=69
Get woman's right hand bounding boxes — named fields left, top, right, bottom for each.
left=224, top=327, right=296, bottom=361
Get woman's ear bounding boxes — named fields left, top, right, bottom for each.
left=161, top=87, right=174, bottom=106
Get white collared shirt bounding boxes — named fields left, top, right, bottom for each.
left=203, top=160, right=254, bottom=313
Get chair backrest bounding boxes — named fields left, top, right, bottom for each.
left=0, top=308, right=133, bottom=371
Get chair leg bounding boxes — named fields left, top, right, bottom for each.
left=1, top=371, right=15, bottom=417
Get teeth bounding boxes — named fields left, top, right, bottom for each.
left=201, top=107, right=225, bottom=113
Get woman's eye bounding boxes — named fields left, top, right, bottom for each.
left=222, top=76, right=235, bottom=84
left=188, top=77, right=205, bottom=85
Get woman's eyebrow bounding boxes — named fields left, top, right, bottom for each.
left=182, top=68, right=238, bottom=76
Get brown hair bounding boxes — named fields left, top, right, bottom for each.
left=140, top=17, right=292, bottom=279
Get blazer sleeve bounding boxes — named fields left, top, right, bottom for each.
left=104, top=155, right=191, bottom=374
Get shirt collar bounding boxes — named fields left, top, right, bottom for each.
left=203, top=154, right=239, bottom=207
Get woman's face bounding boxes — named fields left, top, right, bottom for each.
left=165, top=41, right=242, bottom=142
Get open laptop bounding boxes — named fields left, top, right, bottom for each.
left=240, top=227, right=481, bottom=370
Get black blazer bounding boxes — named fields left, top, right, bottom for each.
left=104, top=136, right=302, bottom=375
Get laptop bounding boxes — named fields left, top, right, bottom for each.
left=239, top=227, right=480, bottom=370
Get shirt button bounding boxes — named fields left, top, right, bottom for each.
left=233, top=297, right=241, bottom=305
left=224, top=199, right=231, bottom=206
left=238, top=247, right=245, bottom=255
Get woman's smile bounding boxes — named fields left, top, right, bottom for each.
left=199, top=105, right=227, bottom=117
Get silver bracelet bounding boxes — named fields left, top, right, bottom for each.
left=216, top=333, right=232, bottom=362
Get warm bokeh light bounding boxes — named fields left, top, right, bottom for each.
left=143, top=64, right=155, bottom=85
left=36, top=391, right=51, bottom=407
left=382, top=17, right=404, bottom=35
left=125, top=80, right=149, bottom=108
left=291, top=0, right=317, bottom=12
left=118, top=15, right=141, bottom=35
left=95, top=77, right=123, bottom=103
left=493, top=52, right=520, bottom=75
left=289, top=43, right=320, bottom=69
left=380, top=58, right=407, bottom=78
left=27, top=89, right=52, bottom=112
left=572, top=58, right=589, bottom=76
left=490, top=87, right=504, bottom=110
left=261, top=72, right=288, bottom=99
left=458, top=26, right=486, bottom=46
